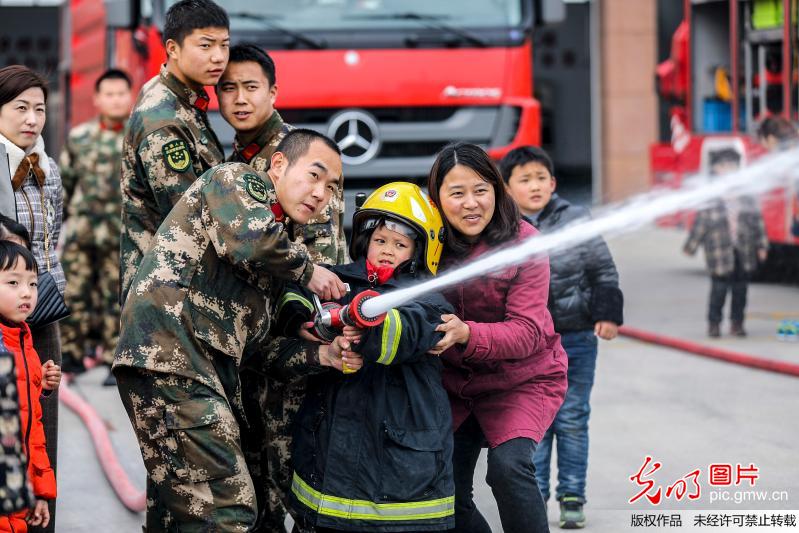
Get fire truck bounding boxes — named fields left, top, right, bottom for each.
left=653, top=0, right=799, bottom=278
left=47, top=0, right=565, bottom=215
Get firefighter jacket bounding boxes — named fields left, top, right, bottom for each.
left=275, top=258, right=456, bottom=532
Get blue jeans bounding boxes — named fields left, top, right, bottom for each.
left=533, top=330, right=598, bottom=503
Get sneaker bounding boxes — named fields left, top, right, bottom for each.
left=559, top=496, right=585, bottom=529
left=730, top=321, right=747, bottom=337
left=708, top=323, right=721, bottom=338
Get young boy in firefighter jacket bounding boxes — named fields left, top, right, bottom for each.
left=275, top=183, right=456, bottom=532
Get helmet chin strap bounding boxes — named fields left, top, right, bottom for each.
left=366, top=260, right=396, bottom=285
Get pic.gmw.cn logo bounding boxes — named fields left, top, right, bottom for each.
left=629, top=456, right=762, bottom=505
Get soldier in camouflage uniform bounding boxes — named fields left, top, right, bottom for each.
left=120, top=0, right=230, bottom=306
left=59, top=69, right=132, bottom=379
left=219, top=45, right=349, bottom=531
left=114, top=130, right=346, bottom=531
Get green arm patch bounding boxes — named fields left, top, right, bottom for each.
left=162, top=139, right=192, bottom=172
left=243, top=173, right=269, bottom=203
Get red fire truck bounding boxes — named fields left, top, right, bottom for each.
left=61, top=0, right=565, bottom=214
left=653, top=0, right=799, bottom=278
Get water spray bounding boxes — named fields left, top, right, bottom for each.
left=360, top=147, right=799, bottom=318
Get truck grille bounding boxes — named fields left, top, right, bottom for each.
left=280, top=106, right=460, bottom=124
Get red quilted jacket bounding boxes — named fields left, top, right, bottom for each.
left=0, top=321, right=57, bottom=532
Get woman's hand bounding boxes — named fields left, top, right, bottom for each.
left=429, top=314, right=470, bottom=355
left=27, top=499, right=50, bottom=527
left=320, top=336, right=364, bottom=373
left=594, top=321, right=619, bottom=340
left=42, top=360, right=61, bottom=390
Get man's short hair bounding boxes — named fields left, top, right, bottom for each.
left=275, top=129, right=341, bottom=166
left=163, top=0, right=229, bottom=46
left=499, top=145, right=555, bottom=183
left=95, top=68, right=132, bottom=92
left=708, top=148, right=741, bottom=168
left=227, top=43, right=276, bottom=86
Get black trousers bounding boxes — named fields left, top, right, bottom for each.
left=709, top=252, right=749, bottom=324
left=452, top=415, right=550, bottom=533
left=29, top=322, right=60, bottom=533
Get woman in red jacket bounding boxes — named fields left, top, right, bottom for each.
left=427, top=143, right=568, bottom=533
left=0, top=241, right=57, bottom=532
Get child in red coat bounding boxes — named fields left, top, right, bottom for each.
left=0, top=241, right=58, bottom=532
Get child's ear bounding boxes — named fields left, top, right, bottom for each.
left=551, top=176, right=558, bottom=191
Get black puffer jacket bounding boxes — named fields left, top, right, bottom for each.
left=526, top=194, right=624, bottom=332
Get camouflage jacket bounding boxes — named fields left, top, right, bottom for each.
left=115, top=162, right=314, bottom=402
left=228, top=110, right=292, bottom=172
left=59, top=118, right=125, bottom=248
left=120, top=65, right=225, bottom=305
left=227, top=111, right=348, bottom=265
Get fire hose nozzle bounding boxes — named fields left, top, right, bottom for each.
left=310, top=289, right=387, bottom=343
left=342, top=289, right=387, bottom=329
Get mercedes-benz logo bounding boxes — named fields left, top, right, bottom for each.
left=327, top=110, right=380, bottom=165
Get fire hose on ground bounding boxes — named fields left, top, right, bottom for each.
left=619, top=326, right=799, bottom=378
left=59, top=379, right=146, bottom=513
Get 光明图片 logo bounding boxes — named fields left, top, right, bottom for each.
left=629, top=456, right=763, bottom=505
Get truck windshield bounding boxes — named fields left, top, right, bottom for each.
left=174, top=0, right=523, bottom=31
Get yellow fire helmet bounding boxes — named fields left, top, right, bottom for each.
left=351, top=182, right=445, bottom=276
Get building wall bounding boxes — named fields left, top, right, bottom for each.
left=600, top=0, right=658, bottom=201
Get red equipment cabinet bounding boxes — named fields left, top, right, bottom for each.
left=652, top=0, right=799, bottom=267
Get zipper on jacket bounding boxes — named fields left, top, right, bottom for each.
left=19, top=331, right=33, bottom=460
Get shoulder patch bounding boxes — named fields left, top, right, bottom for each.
left=243, top=173, right=269, bottom=203
left=162, top=139, right=192, bottom=172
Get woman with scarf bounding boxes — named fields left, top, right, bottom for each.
left=0, top=65, right=64, bottom=533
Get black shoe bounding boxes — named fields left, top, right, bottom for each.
left=708, top=323, right=721, bottom=338
left=102, top=370, right=117, bottom=387
left=730, top=321, right=747, bottom=337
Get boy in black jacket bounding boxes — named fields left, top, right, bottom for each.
left=501, top=147, right=624, bottom=530
left=275, top=183, right=455, bottom=533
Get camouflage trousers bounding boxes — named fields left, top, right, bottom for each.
left=60, top=240, right=120, bottom=367
left=241, top=371, right=310, bottom=533
left=116, top=367, right=257, bottom=532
